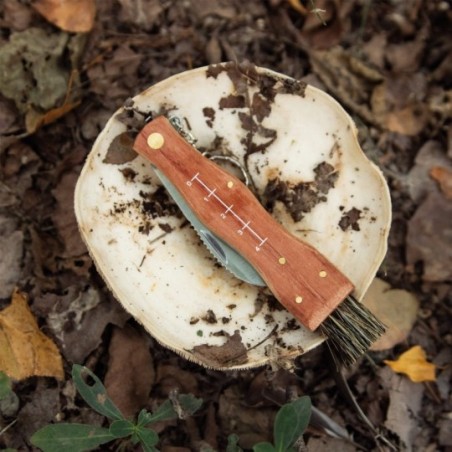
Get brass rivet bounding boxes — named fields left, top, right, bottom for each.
left=295, top=296, right=303, bottom=304
left=278, top=257, right=286, bottom=265
left=147, top=132, right=164, bottom=149
left=227, top=181, right=234, bottom=188
left=319, top=270, right=327, bottom=278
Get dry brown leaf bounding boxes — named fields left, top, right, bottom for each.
left=0, top=217, right=23, bottom=299
left=362, top=278, right=419, bottom=351
left=379, top=366, right=424, bottom=448
left=406, top=141, right=450, bottom=203
left=104, top=325, right=155, bottom=419
left=32, top=0, right=96, bottom=33
left=430, top=166, right=452, bottom=199
left=385, top=104, right=429, bottom=135
left=371, top=74, right=429, bottom=135
left=0, top=289, right=64, bottom=381
left=406, top=191, right=452, bottom=282
left=384, top=345, right=436, bottom=383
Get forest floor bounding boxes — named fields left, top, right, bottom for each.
left=0, top=0, right=451, bottom=451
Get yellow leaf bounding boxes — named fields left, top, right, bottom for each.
left=384, top=345, right=436, bottom=383
left=286, top=0, right=308, bottom=15
left=32, top=0, right=96, bottom=33
left=0, top=289, right=64, bottom=381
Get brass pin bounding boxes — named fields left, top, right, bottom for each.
left=278, top=257, right=286, bottom=265
left=227, top=181, right=234, bottom=188
left=147, top=132, right=164, bottom=149
left=295, top=296, right=303, bottom=304
left=319, top=270, right=327, bottom=278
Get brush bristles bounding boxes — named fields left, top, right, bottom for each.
left=319, top=294, right=385, bottom=366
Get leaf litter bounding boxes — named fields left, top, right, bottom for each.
left=362, top=278, right=419, bottom=351
left=32, top=0, right=96, bottom=33
left=0, top=289, right=63, bottom=381
left=104, top=324, right=155, bottom=419
left=0, top=0, right=451, bottom=450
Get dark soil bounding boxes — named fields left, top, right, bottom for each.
left=1, top=0, right=451, bottom=451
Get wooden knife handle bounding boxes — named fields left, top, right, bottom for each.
left=133, top=116, right=354, bottom=330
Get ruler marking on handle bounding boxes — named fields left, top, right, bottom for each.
left=241, top=220, right=251, bottom=231
left=186, top=172, right=268, bottom=252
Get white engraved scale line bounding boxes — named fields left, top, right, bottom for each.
left=189, top=173, right=268, bottom=247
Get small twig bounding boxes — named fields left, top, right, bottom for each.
left=327, top=345, right=399, bottom=451
left=0, top=419, right=17, bottom=437
left=309, top=0, right=327, bottom=26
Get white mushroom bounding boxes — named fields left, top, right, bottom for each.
left=74, top=63, right=391, bottom=369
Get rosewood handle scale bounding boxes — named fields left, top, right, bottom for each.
left=133, top=116, right=354, bottom=330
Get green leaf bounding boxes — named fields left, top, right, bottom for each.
left=30, top=423, right=115, bottom=452
left=137, top=408, right=154, bottom=426
left=71, top=365, right=124, bottom=421
left=143, top=399, right=176, bottom=424
left=226, top=433, right=243, bottom=452
left=177, top=393, right=203, bottom=416
left=253, top=442, right=276, bottom=452
left=141, top=393, right=203, bottom=425
left=273, top=396, right=311, bottom=452
left=0, top=371, right=13, bottom=399
left=136, top=426, right=159, bottom=451
left=109, top=419, right=135, bottom=438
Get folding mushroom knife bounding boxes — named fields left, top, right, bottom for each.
left=133, top=116, right=355, bottom=331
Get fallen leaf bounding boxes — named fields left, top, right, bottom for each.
left=386, top=105, right=429, bottom=135
left=439, top=418, right=452, bottom=447
left=118, top=0, right=163, bottom=27
left=430, top=166, right=452, bottom=199
left=307, top=436, right=357, bottom=452
left=51, top=171, right=87, bottom=258
left=32, top=0, right=96, bottom=33
left=4, top=0, right=33, bottom=32
left=406, top=191, right=452, bottom=281
left=406, top=140, right=450, bottom=202
left=300, top=0, right=348, bottom=49
left=0, top=289, right=64, bottom=381
left=188, top=0, right=236, bottom=20
left=219, top=385, right=275, bottom=449
left=0, top=217, right=24, bottom=299
left=155, top=364, right=199, bottom=396
left=379, top=366, right=424, bottom=449
left=0, top=28, right=69, bottom=113
left=0, top=97, right=18, bottom=135
left=385, top=27, right=427, bottom=73
left=17, top=387, right=61, bottom=441
left=362, top=278, right=419, bottom=351
left=361, top=33, right=387, bottom=69
left=310, top=47, right=383, bottom=126
left=371, top=73, right=428, bottom=135
left=384, top=345, right=436, bottom=383
left=38, top=285, right=129, bottom=363
left=104, top=325, right=155, bottom=419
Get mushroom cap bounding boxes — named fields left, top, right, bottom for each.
left=75, top=63, right=391, bottom=369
